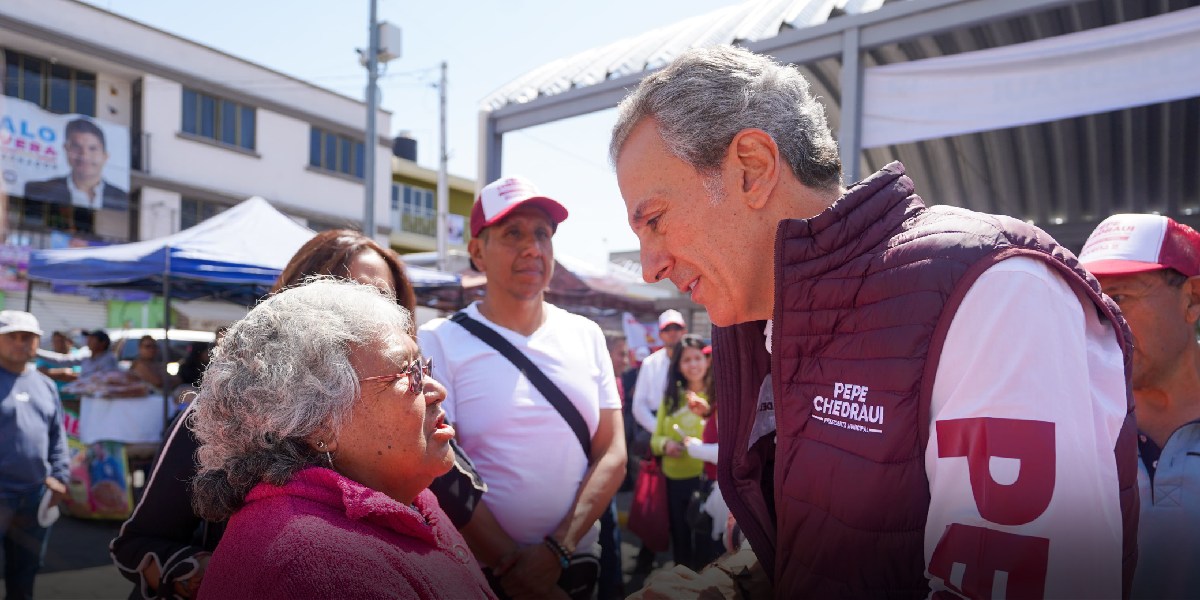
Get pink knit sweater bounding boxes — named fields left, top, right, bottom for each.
left=198, top=467, right=495, bottom=599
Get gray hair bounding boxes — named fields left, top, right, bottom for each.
left=610, top=45, right=842, bottom=192
left=190, top=277, right=413, bottom=521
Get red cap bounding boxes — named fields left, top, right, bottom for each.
left=1079, top=214, right=1200, bottom=277
left=470, top=176, right=568, bottom=237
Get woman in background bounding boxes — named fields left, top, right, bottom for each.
left=681, top=344, right=727, bottom=564
left=651, top=334, right=712, bottom=571
left=128, top=335, right=168, bottom=390
left=170, top=327, right=229, bottom=420
left=175, top=342, right=212, bottom=389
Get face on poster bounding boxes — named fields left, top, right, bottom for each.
left=1, top=96, right=131, bottom=211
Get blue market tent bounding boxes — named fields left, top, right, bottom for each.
left=28, top=196, right=460, bottom=303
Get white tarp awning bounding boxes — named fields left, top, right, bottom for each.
left=861, top=5, right=1200, bottom=148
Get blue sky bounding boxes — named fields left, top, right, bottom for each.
left=80, top=0, right=738, bottom=266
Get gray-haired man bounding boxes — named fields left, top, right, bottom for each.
left=611, top=45, right=1136, bottom=599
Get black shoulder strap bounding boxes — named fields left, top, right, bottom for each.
left=450, top=311, right=592, bottom=458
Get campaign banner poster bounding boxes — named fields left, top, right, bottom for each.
left=1, top=96, right=131, bottom=212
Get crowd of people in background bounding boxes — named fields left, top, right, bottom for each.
left=4, top=43, right=1200, bottom=600
left=33, top=328, right=221, bottom=406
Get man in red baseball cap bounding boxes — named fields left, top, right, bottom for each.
left=1079, top=213, right=1200, bottom=598
left=420, top=176, right=625, bottom=600
left=469, top=176, right=569, bottom=239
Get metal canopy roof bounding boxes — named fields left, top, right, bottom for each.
left=480, top=0, right=1200, bottom=252
left=480, top=0, right=888, bottom=114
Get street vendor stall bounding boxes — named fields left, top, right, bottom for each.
left=29, top=197, right=317, bottom=436
left=56, top=372, right=165, bottom=520
left=27, top=198, right=462, bottom=519
left=65, top=372, right=166, bottom=445
left=27, top=198, right=462, bottom=521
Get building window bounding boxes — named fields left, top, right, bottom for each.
left=392, top=184, right=435, bottom=236
left=180, top=198, right=226, bottom=230
left=181, top=88, right=255, bottom=151
left=3, top=49, right=96, bottom=116
left=309, top=127, right=365, bottom=179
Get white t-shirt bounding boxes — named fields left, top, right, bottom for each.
left=925, top=257, right=1126, bottom=598
left=418, top=301, right=621, bottom=551
left=632, top=348, right=671, bottom=433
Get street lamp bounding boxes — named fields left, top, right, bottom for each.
left=360, top=1, right=402, bottom=238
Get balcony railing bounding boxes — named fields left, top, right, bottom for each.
left=398, top=208, right=436, bottom=237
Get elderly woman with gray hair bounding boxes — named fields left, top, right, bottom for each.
left=190, top=278, right=495, bottom=600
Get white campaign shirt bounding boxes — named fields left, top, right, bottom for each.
left=631, top=348, right=671, bottom=433
left=925, top=257, right=1126, bottom=599
left=418, top=302, right=621, bottom=551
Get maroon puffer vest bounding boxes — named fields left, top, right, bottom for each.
left=713, top=162, right=1138, bottom=599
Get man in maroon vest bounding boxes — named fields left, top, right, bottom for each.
left=611, top=45, right=1137, bottom=599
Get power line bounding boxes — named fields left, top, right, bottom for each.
left=512, top=130, right=611, bottom=175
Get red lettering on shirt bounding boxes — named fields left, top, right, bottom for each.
left=930, top=523, right=1050, bottom=600
left=936, top=417, right=1056, bottom=525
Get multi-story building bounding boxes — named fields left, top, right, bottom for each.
left=388, top=137, right=474, bottom=255
left=0, top=0, right=398, bottom=332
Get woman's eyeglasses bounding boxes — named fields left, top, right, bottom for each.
left=360, top=356, right=432, bottom=394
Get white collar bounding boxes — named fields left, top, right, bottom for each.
left=67, top=177, right=105, bottom=209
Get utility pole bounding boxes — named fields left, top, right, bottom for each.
left=436, top=61, right=449, bottom=271
left=363, top=0, right=380, bottom=238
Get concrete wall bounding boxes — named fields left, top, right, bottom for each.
left=138, top=187, right=180, bottom=240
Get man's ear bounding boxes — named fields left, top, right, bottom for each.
left=468, top=237, right=486, bottom=273
left=728, top=128, right=781, bottom=210
left=1183, top=276, right=1200, bottom=325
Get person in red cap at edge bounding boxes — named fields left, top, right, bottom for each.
left=609, top=45, right=1138, bottom=599
left=418, top=176, right=625, bottom=600
left=1079, top=214, right=1200, bottom=599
